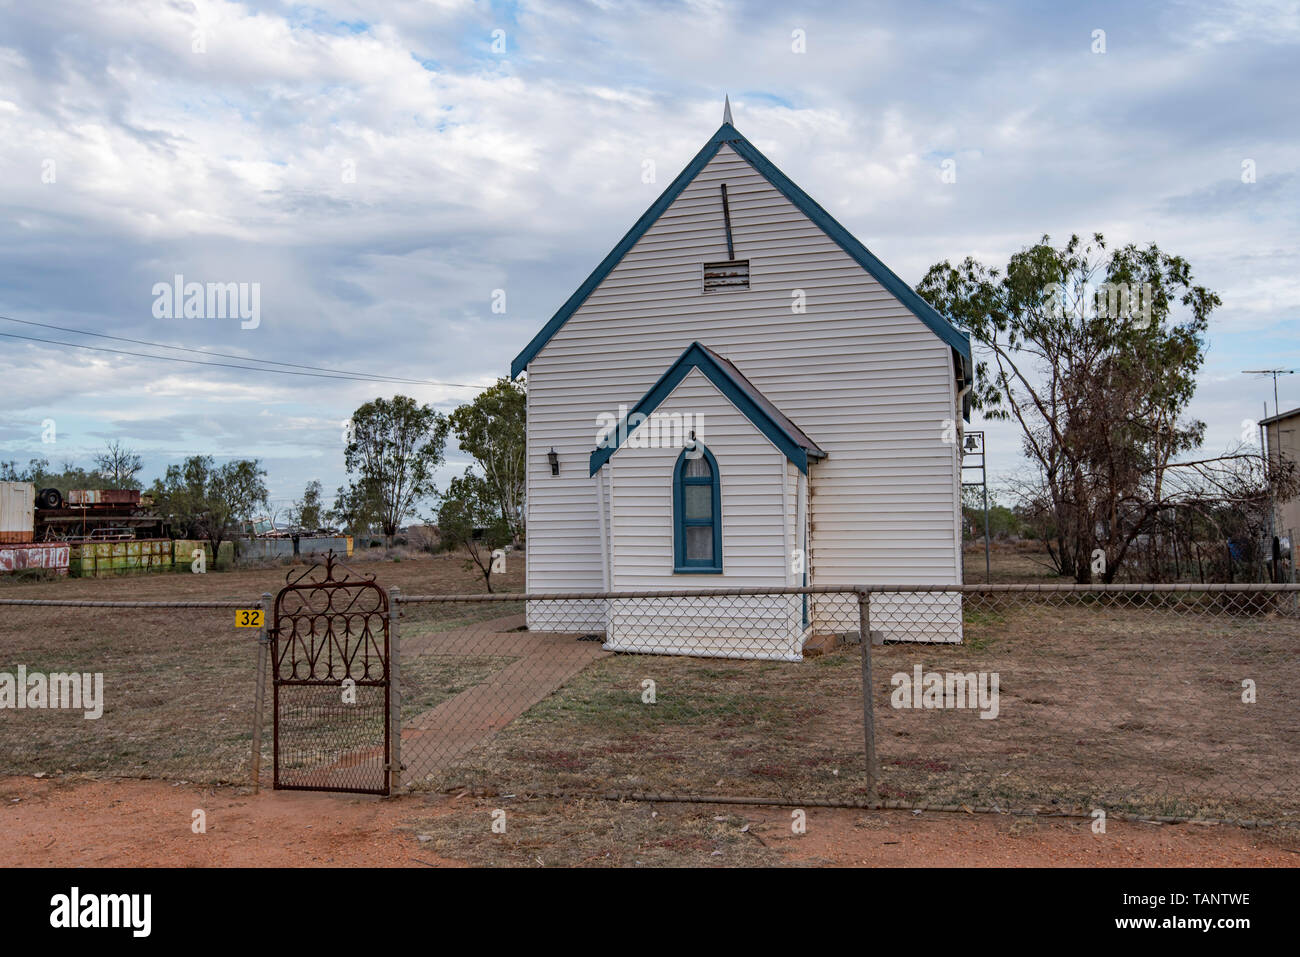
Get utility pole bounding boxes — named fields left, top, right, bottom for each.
left=1263, top=404, right=1275, bottom=580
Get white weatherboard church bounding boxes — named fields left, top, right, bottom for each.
left=511, top=102, right=971, bottom=660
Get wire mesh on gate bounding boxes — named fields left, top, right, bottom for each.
left=270, top=555, right=391, bottom=795
left=393, top=588, right=870, bottom=803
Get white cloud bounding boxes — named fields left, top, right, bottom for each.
left=0, top=0, right=1296, bottom=504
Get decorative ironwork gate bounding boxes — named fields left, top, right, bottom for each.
left=271, top=552, right=392, bottom=794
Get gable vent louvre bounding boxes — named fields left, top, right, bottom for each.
left=702, top=259, right=749, bottom=292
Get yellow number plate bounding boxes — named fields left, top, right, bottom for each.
left=235, top=609, right=264, bottom=628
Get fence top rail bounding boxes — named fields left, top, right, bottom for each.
left=950, top=582, right=1300, bottom=593
left=0, top=598, right=250, bottom=608
left=398, top=585, right=859, bottom=602
left=2, top=582, right=1294, bottom=609
left=396, top=582, right=1300, bottom=603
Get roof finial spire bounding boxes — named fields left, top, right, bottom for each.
left=723, top=94, right=733, bottom=126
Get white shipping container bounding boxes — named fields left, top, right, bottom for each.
left=0, top=482, right=35, bottom=543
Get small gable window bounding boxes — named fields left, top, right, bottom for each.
left=674, top=444, right=722, bottom=572
left=702, top=260, right=749, bottom=293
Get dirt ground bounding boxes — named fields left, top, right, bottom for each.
left=1, top=775, right=1296, bottom=868
left=0, top=551, right=525, bottom=783
left=963, top=540, right=1070, bottom=583
left=5, top=546, right=1297, bottom=865
left=403, top=594, right=1300, bottom=823
left=0, top=547, right=526, bottom=602
left=5, top=548, right=1298, bottom=821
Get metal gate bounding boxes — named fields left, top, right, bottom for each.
left=271, top=552, right=392, bottom=794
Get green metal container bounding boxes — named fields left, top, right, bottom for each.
left=67, top=539, right=236, bottom=577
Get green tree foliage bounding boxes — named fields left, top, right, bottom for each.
left=326, top=480, right=384, bottom=539
left=961, top=487, right=1025, bottom=540
left=292, top=480, right=324, bottom=531
left=344, top=395, right=450, bottom=547
left=437, top=469, right=512, bottom=591
left=919, top=233, right=1224, bottom=582
left=447, top=377, right=526, bottom=546
left=1, top=455, right=131, bottom=493
left=150, top=456, right=268, bottom=565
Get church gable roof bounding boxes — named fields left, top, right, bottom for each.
left=512, top=117, right=972, bottom=379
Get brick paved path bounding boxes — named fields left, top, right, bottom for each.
left=398, top=614, right=608, bottom=785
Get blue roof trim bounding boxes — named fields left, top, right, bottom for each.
left=510, top=126, right=730, bottom=379
left=589, top=341, right=817, bottom=476
left=511, top=122, right=971, bottom=378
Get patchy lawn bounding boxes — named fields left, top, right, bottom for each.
left=0, top=552, right=524, bottom=783
left=420, top=647, right=869, bottom=801
left=5, top=547, right=1298, bottom=825
left=416, top=592, right=1300, bottom=824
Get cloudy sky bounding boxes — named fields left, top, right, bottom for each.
left=1, top=0, right=1297, bottom=517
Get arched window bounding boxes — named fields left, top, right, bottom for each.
left=674, top=444, right=721, bottom=572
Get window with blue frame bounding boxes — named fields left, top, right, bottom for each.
left=674, top=444, right=722, bottom=572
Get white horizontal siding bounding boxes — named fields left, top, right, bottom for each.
left=607, top=368, right=788, bottom=589
left=598, top=370, right=804, bottom=659
left=525, top=142, right=962, bottom=615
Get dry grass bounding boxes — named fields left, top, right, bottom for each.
left=416, top=592, right=1300, bottom=823
left=873, top=594, right=1300, bottom=821
left=0, top=547, right=524, bottom=601
left=404, top=796, right=782, bottom=867
left=0, top=603, right=258, bottom=781
left=422, top=648, right=870, bottom=801
left=963, top=540, right=1067, bottom=583
left=4, top=544, right=1298, bottom=824
left=0, top=551, right=524, bottom=783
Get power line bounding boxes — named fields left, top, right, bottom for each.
left=2, top=313, right=482, bottom=387
left=0, top=315, right=486, bottom=388
left=0, top=330, right=449, bottom=384
left=0, top=314, right=487, bottom=389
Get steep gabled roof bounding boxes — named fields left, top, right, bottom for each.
left=512, top=121, right=972, bottom=379
left=589, top=341, right=827, bottom=476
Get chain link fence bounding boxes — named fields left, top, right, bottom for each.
left=3, top=583, right=1297, bottom=825
left=395, top=588, right=867, bottom=803
left=872, top=585, right=1300, bottom=823
left=393, top=584, right=1300, bottom=825
left=0, top=597, right=263, bottom=785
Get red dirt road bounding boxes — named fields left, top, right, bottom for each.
left=0, top=776, right=449, bottom=868
left=1, top=776, right=1295, bottom=867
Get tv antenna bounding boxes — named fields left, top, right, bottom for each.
left=1242, top=369, right=1295, bottom=417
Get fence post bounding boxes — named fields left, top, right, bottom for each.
left=857, top=587, right=878, bottom=800
left=1290, top=528, right=1298, bottom=617
left=388, top=586, right=402, bottom=795
left=251, top=591, right=272, bottom=794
